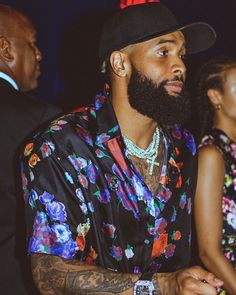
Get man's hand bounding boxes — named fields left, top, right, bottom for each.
left=156, top=266, right=223, bottom=295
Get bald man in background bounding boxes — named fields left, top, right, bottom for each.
left=0, top=5, right=61, bottom=294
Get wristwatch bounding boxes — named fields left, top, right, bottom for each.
left=133, top=279, right=155, bottom=295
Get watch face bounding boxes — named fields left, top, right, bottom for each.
left=134, top=280, right=155, bottom=295
left=135, top=285, right=151, bottom=295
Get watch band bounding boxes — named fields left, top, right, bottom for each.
left=140, top=272, right=154, bottom=281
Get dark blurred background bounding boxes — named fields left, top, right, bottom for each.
left=2, top=0, right=236, bottom=111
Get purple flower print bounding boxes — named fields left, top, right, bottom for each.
left=96, top=133, right=110, bottom=145
left=76, top=188, right=85, bottom=203
left=51, top=223, right=72, bottom=243
left=171, top=124, right=182, bottom=140
left=39, top=191, right=54, bottom=205
left=95, top=93, right=106, bottom=110
left=155, top=217, right=168, bottom=235
left=45, top=201, right=67, bottom=222
left=165, top=244, right=176, bottom=258
left=157, top=186, right=172, bottom=203
left=179, top=193, right=187, bottom=209
left=65, top=172, right=74, bottom=184
left=148, top=218, right=167, bottom=238
left=187, top=198, right=192, bottom=214
left=171, top=207, right=177, bottom=222
left=76, top=124, right=93, bottom=146
left=86, top=162, right=98, bottom=184
left=94, top=188, right=111, bottom=204
left=134, top=266, right=141, bottom=274
left=68, top=154, right=87, bottom=172
left=132, top=174, right=150, bottom=202
left=219, top=134, right=229, bottom=144
left=29, top=189, right=38, bottom=209
left=183, top=129, right=196, bottom=156
left=87, top=202, right=94, bottom=213
left=230, top=143, right=236, bottom=160
left=112, top=163, right=125, bottom=181
left=29, top=212, right=77, bottom=259
left=80, top=203, right=88, bottom=215
left=29, top=211, right=56, bottom=254
left=109, top=245, right=123, bottom=261
left=58, top=239, right=77, bottom=259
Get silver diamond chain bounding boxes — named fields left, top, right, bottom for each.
left=123, top=127, right=160, bottom=175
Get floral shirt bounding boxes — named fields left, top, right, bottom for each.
left=200, top=128, right=236, bottom=268
left=21, top=90, right=197, bottom=275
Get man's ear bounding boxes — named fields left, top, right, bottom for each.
left=109, top=51, right=129, bottom=78
left=207, top=88, right=222, bottom=107
left=0, top=37, right=14, bottom=62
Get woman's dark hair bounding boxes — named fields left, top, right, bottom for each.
left=195, top=56, right=236, bottom=141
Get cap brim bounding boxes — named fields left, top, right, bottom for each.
left=126, top=22, right=216, bottom=55
left=179, top=22, right=216, bottom=54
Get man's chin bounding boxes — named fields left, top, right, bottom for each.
left=164, top=86, right=182, bottom=97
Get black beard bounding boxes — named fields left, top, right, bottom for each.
left=127, top=67, right=191, bottom=126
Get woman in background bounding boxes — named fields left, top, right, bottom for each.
left=194, top=56, right=236, bottom=294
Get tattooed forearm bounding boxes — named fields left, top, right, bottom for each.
left=31, top=254, right=139, bottom=294
left=65, top=269, right=135, bottom=294
left=152, top=273, right=162, bottom=295
left=31, top=255, right=220, bottom=295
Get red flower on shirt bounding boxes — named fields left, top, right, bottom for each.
left=152, top=233, right=168, bottom=257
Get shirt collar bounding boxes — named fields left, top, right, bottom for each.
left=95, top=84, right=121, bottom=140
left=0, top=72, right=19, bottom=90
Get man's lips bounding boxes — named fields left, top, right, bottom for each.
left=164, top=81, right=184, bottom=94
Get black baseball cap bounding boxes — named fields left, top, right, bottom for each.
left=99, top=3, right=216, bottom=65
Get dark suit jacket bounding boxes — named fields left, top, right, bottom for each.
left=0, top=78, right=61, bottom=295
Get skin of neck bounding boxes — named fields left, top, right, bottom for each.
left=110, top=75, right=158, bottom=149
left=0, top=59, right=18, bottom=83
left=213, top=112, right=236, bottom=142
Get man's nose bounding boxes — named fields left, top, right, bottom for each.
left=171, top=58, right=186, bottom=79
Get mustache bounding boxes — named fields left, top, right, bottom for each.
left=166, top=76, right=185, bottom=83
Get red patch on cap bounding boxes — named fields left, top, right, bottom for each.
left=120, top=0, right=160, bottom=9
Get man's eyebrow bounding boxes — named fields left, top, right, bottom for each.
left=154, top=39, right=186, bottom=50
left=155, top=39, right=177, bottom=45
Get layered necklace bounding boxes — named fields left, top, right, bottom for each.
left=123, top=127, right=160, bottom=175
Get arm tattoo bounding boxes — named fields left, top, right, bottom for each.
left=153, top=274, right=162, bottom=295
left=31, top=254, right=139, bottom=294
left=65, top=269, right=134, bottom=294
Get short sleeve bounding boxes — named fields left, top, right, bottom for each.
left=21, top=134, right=91, bottom=260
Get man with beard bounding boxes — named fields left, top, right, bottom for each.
left=20, top=2, right=223, bottom=295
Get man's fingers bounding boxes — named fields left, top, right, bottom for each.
left=203, top=272, right=224, bottom=288
left=188, top=266, right=223, bottom=288
left=182, top=277, right=218, bottom=295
